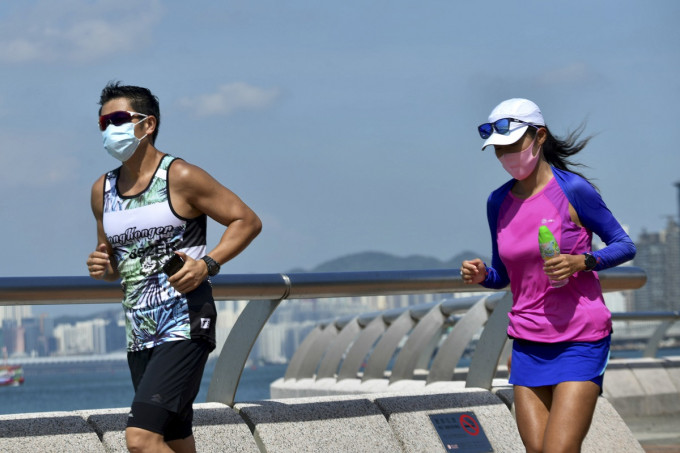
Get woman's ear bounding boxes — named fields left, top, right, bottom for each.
left=536, top=127, right=547, bottom=147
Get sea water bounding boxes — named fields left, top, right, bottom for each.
left=2, top=347, right=678, bottom=416
left=0, top=359, right=287, bottom=415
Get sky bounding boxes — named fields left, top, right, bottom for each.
left=1, top=1, right=679, bottom=317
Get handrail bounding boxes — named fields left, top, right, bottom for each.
left=0, top=266, right=648, bottom=304
left=0, top=267, right=651, bottom=407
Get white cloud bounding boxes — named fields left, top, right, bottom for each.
left=0, top=0, right=162, bottom=63
left=536, top=62, right=602, bottom=87
left=178, top=82, right=281, bottom=116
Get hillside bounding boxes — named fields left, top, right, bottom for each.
left=287, top=250, right=490, bottom=273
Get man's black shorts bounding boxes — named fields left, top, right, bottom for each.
left=127, top=339, right=211, bottom=441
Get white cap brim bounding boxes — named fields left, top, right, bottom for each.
left=481, top=124, right=529, bottom=150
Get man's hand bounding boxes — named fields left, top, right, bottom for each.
left=87, top=244, right=113, bottom=280
left=167, top=252, right=209, bottom=294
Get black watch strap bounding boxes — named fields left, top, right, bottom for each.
left=584, top=253, right=597, bottom=271
left=201, top=255, right=221, bottom=277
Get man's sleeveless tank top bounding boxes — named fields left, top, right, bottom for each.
left=102, top=155, right=208, bottom=351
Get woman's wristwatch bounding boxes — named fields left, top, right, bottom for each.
left=583, top=252, right=597, bottom=272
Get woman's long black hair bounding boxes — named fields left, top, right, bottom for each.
left=528, top=123, right=595, bottom=186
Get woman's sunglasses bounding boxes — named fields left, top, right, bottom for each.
left=478, top=118, right=538, bottom=139
left=98, top=111, right=148, bottom=131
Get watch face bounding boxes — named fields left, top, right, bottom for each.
left=585, top=254, right=597, bottom=270
left=202, top=257, right=220, bottom=276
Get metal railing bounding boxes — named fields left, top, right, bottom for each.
left=0, top=266, right=655, bottom=407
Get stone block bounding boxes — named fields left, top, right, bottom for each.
left=386, top=379, right=426, bottom=393
left=235, top=395, right=402, bottom=452
left=191, top=403, right=260, bottom=453
left=662, top=356, right=680, bottom=395
left=628, top=358, right=680, bottom=415
left=357, top=378, right=390, bottom=394
left=0, top=411, right=105, bottom=453
left=373, top=387, right=524, bottom=453
left=582, top=398, right=645, bottom=453
left=81, top=403, right=259, bottom=453
left=79, top=407, right=129, bottom=453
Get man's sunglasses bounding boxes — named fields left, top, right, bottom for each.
left=98, top=111, right=148, bottom=131
left=478, top=118, right=539, bottom=139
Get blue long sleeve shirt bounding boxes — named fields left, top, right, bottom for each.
left=482, top=167, right=636, bottom=289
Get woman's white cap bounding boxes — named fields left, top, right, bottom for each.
left=481, top=98, right=545, bottom=150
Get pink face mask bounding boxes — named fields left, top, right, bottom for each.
left=498, top=136, right=540, bottom=180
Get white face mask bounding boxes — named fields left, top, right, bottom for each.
left=497, top=135, right=540, bottom=180
left=102, top=117, right=148, bottom=162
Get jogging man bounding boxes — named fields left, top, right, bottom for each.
left=86, top=82, right=261, bottom=453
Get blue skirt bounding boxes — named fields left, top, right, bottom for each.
left=508, top=334, right=610, bottom=388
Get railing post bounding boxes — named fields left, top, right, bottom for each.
left=284, top=325, right=324, bottom=380
left=337, top=316, right=386, bottom=380
left=206, top=299, right=282, bottom=406
left=465, top=292, right=513, bottom=389
left=643, top=320, right=674, bottom=358
left=362, top=311, right=416, bottom=381
left=427, top=295, right=493, bottom=384
left=389, top=303, right=447, bottom=383
left=316, top=318, right=361, bottom=379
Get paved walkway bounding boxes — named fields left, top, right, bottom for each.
left=624, top=414, right=680, bottom=452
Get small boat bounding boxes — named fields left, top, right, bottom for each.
left=0, top=365, right=24, bottom=386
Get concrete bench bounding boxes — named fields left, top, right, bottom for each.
left=0, top=387, right=650, bottom=452
left=0, top=403, right=259, bottom=453
left=603, top=357, right=680, bottom=417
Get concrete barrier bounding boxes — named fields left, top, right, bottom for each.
left=234, top=388, right=526, bottom=452
left=603, top=357, right=680, bottom=416
left=372, top=387, right=524, bottom=452
left=271, top=374, right=509, bottom=399
left=5, top=357, right=677, bottom=453
left=235, top=396, right=403, bottom=452
left=0, top=411, right=106, bottom=453
left=0, top=403, right=260, bottom=453
left=270, top=357, right=680, bottom=452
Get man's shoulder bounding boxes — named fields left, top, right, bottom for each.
left=91, top=172, right=108, bottom=191
left=167, top=156, right=213, bottom=190
left=168, top=156, right=202, bottom=177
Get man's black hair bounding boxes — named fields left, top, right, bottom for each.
left=99, top=81, right=161, bottom=145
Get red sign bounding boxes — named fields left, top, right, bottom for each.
left=459, top=414, right=480, bottom=436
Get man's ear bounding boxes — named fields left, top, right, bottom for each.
left=143, top=115, right=157, bottom=137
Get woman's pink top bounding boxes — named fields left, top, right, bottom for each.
left=497, top=177, right=611, bottom=342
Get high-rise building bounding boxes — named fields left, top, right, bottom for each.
left=631, top=182, right=680, bottom=311
left=0, top=306, right=32, bottom=325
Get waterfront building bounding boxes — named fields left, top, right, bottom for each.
left=632, top=217, right=680, bottom=311
left=0, top=305, right=32, bottom=325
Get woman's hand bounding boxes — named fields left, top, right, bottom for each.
left=460, top=258, right=487, bottom=285
left=543, top=254, right=586, bottom=282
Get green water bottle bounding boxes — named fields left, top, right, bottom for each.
left=538, top=225, right=568, bottom=288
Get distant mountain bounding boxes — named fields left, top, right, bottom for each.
left=287, top=250, right=490, bottom=273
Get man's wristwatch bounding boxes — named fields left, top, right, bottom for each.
left=583, top=253, right=597, bottom=272
left=200, top=255, right=221, bottom=277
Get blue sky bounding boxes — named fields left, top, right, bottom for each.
left=1, top=1, right=679, bottom=316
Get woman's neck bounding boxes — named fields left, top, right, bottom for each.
left=512, top=159, right=553, bottom=199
